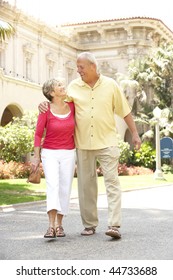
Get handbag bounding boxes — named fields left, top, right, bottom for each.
left=27, top=167, right=41, bottom=184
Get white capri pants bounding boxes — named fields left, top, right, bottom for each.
left=41, top=148, right=76, bottom=215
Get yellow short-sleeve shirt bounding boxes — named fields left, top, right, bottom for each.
left=67, top=75, right=131, bottom=150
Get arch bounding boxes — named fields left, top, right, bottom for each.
left=0, top=104, right=23, bottom=126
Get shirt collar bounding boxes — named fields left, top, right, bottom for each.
left=79, top=74, right=103, bottom=88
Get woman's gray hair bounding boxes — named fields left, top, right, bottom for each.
left=42, top=78, right=62, bottom=101
left=77, top=52, right=100, bottom=74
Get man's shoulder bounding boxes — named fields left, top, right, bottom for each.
left=68, top=77, right=82, bottom=87
left=100, top=74, right=118, bottom=85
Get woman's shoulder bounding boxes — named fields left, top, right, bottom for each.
left=66, top=101, right=75, bottom=114
left=38, top=106, right=51, bottom=120
left=66, top=101, right=74, bottom=107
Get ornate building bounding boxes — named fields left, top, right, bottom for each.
left=1, top=0, right=173, bottom=141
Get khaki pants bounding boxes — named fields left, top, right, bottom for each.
left=76, top=147, right=121, bottom=229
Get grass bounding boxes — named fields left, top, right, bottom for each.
left=0, top=179, right=47, bottom=206
left=0, top=173, right=172, bottom=206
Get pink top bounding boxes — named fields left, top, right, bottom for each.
left=34, top=102, right=75, bottom=150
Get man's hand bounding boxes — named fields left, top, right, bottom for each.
left=124, top=113, right=141, bottom=150
left=132, top=133, right=141, bottom=150
left=38, top=101, right=49, bottom=113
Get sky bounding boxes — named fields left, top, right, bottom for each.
left=7, top=0, right=173, bottom=32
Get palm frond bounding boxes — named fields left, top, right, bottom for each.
left=0, top=20, right=15, bottom=41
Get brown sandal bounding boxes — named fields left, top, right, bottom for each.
left=81, top=227, right=96, bottom=236
left=44, top=227, right=56, bottom=238
left=56, top=225, right=65, bottom=237
left=105, top=226, right=121, bottom=239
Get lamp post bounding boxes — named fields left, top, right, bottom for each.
left=153, top=107, right=165, bottom=180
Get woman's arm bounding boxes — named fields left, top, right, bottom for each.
left=32, top=112, right=47, bottom=171
left=32, top=146, right=41, bottom=172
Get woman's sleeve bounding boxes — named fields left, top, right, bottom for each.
left=34, top=112, right=47, bottom=147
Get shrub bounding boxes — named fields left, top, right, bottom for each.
left=0, top=111, right=37, bottom=162
left=161, top=163, right=173, bottom=174
left=0, top=160, right=44, bottom=179
left=126, top=165, right=153, bottom=175
left=96, top=163, right=153, bottom=176
left=118, top=138, right=132, bottom=164
left=118, top=163, right=129, bottom=175
left=130, top=141, right=156, bottom=170
left=0, top=160, right=153, bottom=179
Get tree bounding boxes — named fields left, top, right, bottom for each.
left=127, top=42, right=173, bottom=139
left=0, top=20, right=15, bottom=41
left=128, top=42, right=173, bottom=109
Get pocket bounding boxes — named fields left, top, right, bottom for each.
left=41, top=149, right=45, bottom=159
left=109, top=146, right=120, bottom=159
left=41, top=148, right=51, bottom=160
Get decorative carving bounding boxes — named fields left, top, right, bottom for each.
left=99, top=61, right=117, bottom=77
left=23, top=43, right=35, bottom=61
left=147, top=31, right=153, bottom=41
left=65, top=60, right=75, bottom=74
left=46, top=52, right=56, bottom=62
left=125, top=27, right=133, bottom=40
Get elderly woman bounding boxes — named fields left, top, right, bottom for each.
left=32, top=78, right=76, bottom=238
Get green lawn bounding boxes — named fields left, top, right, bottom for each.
left=0, top=173, right=172, bottom=206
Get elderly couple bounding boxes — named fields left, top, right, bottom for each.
left=32, top=52, right=141, bottom=240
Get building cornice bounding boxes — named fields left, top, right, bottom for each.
left=60, top=17, right=173, bottom=51
left=61, top=16, right=173, bottom=33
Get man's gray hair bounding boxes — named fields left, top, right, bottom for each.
left=77, top=52, right=100, bottom=74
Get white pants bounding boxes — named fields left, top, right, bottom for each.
left=41, top=149, right=76, bottom=215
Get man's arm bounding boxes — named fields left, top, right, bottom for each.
left=124, top=112, right=141, bottom=150
left=38, top=95, right=72, bottom=113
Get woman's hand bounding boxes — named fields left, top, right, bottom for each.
left=32, top=157, right=40, bottom=172
left=38, top=101, right=49, bottom=113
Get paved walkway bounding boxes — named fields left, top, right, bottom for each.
left=0, top=183, right=173, bottom=261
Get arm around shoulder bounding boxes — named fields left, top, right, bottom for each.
left=38, top=101, right=49, bottom=113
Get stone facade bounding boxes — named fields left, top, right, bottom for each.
left=1, top=0, right=173, bottom=141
